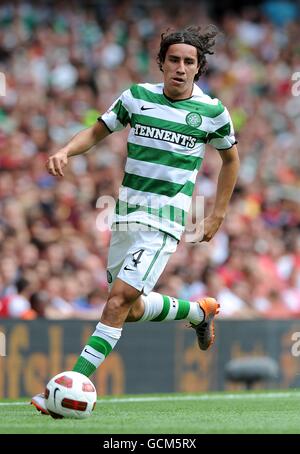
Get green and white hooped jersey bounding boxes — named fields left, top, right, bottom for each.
left=100, top=83, right=236, bottom=240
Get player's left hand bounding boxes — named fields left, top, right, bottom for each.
left=199, top=214, right=224, bottom=242
left=186, top=214, right=224, bottom=243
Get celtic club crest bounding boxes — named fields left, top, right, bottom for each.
left=186, top=112, right=202, bottom=128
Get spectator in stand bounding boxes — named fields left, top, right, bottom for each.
left=0, top=0, right=300, bottom=319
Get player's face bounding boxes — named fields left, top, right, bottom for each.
left=162, top=43, right=200, bottom=100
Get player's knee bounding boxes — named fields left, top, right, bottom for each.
left=125, top=296, right=144, bottom=321
left=106, top=292, right=135, bottom=311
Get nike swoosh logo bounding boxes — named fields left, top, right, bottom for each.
left=84, top=348, right=102, bottom=359
left=124, top=265, right=134, bottom=271
left=53, top=387, right=60, bottom=407
left=141, top=105, right=155, bottom=111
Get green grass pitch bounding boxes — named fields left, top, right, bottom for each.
left=0, top=390, right=300, bottom=434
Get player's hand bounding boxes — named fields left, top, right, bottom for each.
left=199, top=214, right=224, bottom=242
left=46, top=149, right=69, bottom=177
left=186, top=214, right=224, bottom=243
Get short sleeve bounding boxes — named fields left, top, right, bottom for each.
left=99, top=89, right=132, bottom=132
left=207, top=106, right=236, bottom=150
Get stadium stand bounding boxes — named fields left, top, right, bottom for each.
left=0, top=0, right=300, bottom=319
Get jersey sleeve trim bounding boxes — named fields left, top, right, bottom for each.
left=216, top=140, right=238, bottom=151
left=97, top=117, right=113, bottom=133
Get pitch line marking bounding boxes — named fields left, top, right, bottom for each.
left=1, top=391, right=300, bottom=406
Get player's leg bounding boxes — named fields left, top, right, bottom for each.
left=72, top=278, right=141, bottom=377
left=31, top=228, right=137, bottom=414
left=127, top=293, right=204, bottom=324
left=123, top=228, right=219, bottom=350
left=71, top=226, right=144, bottom=378
left=126, top=293, right=219, bottom=351
left=31, top=278, right=139, bottom=414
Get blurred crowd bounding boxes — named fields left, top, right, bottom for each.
left=0, top=0, right=300, bottom=319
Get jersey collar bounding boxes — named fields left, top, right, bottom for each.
left=162, top=83, right=203, bottom=102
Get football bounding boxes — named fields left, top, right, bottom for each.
left=45, top=371, right=97, bottom=419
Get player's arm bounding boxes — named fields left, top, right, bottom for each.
left=46, top=120, right=110, bottom=177
left=201, top=144, right=240, bottom=242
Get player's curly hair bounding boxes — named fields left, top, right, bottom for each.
left=157, top=25, right=218, bottom=81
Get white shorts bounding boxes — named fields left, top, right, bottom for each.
left=107, top=224, right=178, bottom=295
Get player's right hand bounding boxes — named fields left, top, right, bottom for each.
left=46, top=149, right=68, bottom=177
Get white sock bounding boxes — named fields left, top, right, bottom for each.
left=139, top=292, right=204, bottom=324
left=73, top=322, right=122, bottom=376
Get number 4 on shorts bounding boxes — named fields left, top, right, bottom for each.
left=132, top=249, right=145, bottom=267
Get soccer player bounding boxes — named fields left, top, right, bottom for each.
left=32, top=25, right=239, bottom=414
